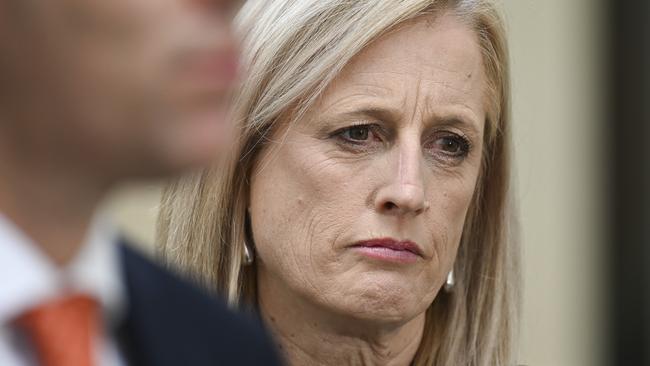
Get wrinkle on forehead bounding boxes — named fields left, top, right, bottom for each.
left=309, top=12, right=487, bottom=133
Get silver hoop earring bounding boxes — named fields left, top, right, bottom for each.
left=243, top=241, right=254, bottom=265
left=444, top=270, right=455, bottom=292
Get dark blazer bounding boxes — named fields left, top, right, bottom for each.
left=116, top=240, right=282, bottom=366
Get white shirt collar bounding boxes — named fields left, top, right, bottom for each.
left=0, top=212, right=126, bottom=327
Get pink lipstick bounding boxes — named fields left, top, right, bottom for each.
left=351, top=238, right=422, bottom=264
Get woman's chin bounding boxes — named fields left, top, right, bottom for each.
left=329, top=301, right=426, bottom=330
left=321, top=276, right=435, bottom=326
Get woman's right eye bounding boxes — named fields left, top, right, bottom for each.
left=342, top=126, right=370, bottom=141
left=335, top=124, right=381, bottom=145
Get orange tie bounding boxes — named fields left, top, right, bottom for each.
left=17, top=294, right=99, bottom=366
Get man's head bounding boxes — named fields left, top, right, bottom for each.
left=0, top=0, right=240, bottom=181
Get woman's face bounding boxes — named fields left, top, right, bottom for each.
left=250, top=13, right=487, bottom=323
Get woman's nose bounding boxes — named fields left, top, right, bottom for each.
left=374, top=144, right=429, bottom=217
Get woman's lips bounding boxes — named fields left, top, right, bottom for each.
left=351, top=238, right=423, bottom=264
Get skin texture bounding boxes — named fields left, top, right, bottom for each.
left=250, top=13, right=488, bottom=366
left=0, top=0, right=239, bottom=264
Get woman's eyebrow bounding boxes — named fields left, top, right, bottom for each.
left=335, top=106, right=401, bottom=123
left=315, top=104, right=481, bottom=136
left=424, top=114, right=482, bottom=137
left=313, top=106, right=400, bottom=136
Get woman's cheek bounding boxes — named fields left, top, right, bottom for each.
left=251, top=177, right=333, bottom=276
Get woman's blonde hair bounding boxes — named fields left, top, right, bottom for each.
left=157, top=0, right=519, bottom=365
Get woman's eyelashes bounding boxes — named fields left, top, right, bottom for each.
left=330, top=123, right=473, bottom=164
left=425, top=132, right=472, bottom=162
left=333, top=124, right=384, bottom=147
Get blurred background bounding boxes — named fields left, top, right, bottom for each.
left=103, top=0, right=650, bottom=365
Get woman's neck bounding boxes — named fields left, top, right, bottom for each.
left=257, top=272, right=425, bottom=366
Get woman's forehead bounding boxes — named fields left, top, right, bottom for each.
left=342, top=13, right=483, bottom=81
left=301, top=14, right=486, bottom=130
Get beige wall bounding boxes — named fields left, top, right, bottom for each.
left=504, top=0, right=606, bottom=365
left=106, top=1, right=607, bottom=365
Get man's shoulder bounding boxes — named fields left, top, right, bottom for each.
left=117, top=240, right=281, bottom=366
left=118, top=241, right=220, bottom=314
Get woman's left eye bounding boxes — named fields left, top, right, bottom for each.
left=428, top=134, right=471, bottom=158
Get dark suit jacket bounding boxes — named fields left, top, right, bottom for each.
left=116, top=241, right=282, bottom=366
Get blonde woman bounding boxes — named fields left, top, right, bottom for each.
left=158, top=0, right=519, bottom=365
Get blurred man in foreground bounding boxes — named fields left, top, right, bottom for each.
left=0, top=0, right=280, bottom=365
